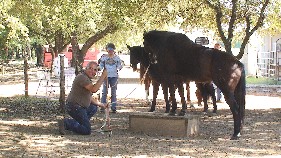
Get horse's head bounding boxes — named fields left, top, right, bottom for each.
left=143, top=41, right=158, bottom=64
left=127, top=45, right=140, bottom=71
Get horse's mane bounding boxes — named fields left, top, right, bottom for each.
left=144, top=30, right=194, bottom=47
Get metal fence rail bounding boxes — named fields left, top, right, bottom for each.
left=256, top=51, right=281, bottom=80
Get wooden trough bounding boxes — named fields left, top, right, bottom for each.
left=129, top=113, right=199, bottom=138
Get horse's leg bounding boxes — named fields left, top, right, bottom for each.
left=177, top=82, right=187, bottom=116
left=169, top=84, right=177, bottom=116
left=214, top=66, right=245, bottom=140
left=224, top=92, right=241, bottom=140
left=162, top=83, right=170, bottom=113
left=144, top=75, right=151, bottom=103
left=208, top=83, right=217, bottom=113
left=201, top=84, right=209, bottom=112
left=148, top=81, right=159, bottom=112
left=186, top=81, right=194, bottom=108
left=195, top=82, right=203, bottom=106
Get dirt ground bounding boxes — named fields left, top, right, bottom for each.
left=0, top=62, right=280, bottom=158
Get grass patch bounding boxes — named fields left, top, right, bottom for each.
left=246, top=76, right=281, bottom=85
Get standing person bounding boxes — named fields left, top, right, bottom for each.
left=99, top=43, right=123, bottom=113
left=58, top=61, right=108, bottom=135
left=214, top=43, right=223, bottom=102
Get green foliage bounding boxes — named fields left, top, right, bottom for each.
left=259, top=0, right=281, bottom=35
left=246, top=76, right=281, bottom=85
left=0, top=0, right=276, bottom=58
left=0, top=0, right=29, bottom=54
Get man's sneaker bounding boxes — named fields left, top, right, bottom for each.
left=58, top=119, right=66, bottom=135
left=101, top=126, right=112, bottom=132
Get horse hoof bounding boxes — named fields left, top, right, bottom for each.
left=178, top=111, right=186, bottom=116
left=164, top=110, right=170, bottom=113
left=148, top=109, right=155, bottom=112
left=213, top=110, right=217, bottom=113
left=230, top=133, right=241, bottom=140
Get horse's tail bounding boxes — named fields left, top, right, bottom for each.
left=234, top=64, right=246, bottom=123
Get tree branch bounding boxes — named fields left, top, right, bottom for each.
left=227, top=0, right=238, bottom=43
left=80, top=24, right=118, bottom=56
left=237, top=0, right=270, bottom=59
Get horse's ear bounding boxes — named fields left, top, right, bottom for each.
left=143, top=30, right=147, bottom=36
left=126, top=44, right=130, bottom=49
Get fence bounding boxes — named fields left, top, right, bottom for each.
left=256, top=51, right=281, bottom=80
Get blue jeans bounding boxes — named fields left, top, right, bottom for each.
left=64, top=102, right=98, bottom=135
left=101, top=77, right=118, bottom=111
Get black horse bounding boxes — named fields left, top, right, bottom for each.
left=196, top=82, right=217, bottom=113
left=128, top=45, right=188, bottom=115
left=143, top=30, right=246, bottom=140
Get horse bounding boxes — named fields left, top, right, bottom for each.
left=196, top=82, right=217, bottom=113
left=139, top=63, right=170, bottom=112
left=128, top=45, right=188, bottom=115
left=143, top=30, right=246, bottom=140
left=139, top=64, right=152, bottom=103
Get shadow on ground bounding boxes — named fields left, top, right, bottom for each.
left=0, top=96, right=280, bottom=157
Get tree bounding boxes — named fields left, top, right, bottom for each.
left=0, top=0, right=29, bottom=60
left=174, top=0, right=270, bottom=59
left=4, top=0, right=273, bottom=62
left=258, top=0, right=281, bottom=36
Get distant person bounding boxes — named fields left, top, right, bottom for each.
left=214, top=43, right=223, bottom=102
left=58, top=61, right=108, bottom=135
left=99, top=43, right=123, bottom=113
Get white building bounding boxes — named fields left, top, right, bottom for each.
left=243, top=33, right=281, bottom=79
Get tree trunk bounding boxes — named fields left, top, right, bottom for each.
left=16, top=47, right=20, bottom=59
left=36, top=44, right=44, bottom=66
left=24, top=51, right=29, bottom=98
left=49, top=44, right=55, bottom=73
left=70, top=32, right=80, bottom=75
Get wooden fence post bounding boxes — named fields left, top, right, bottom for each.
left=59, top=54, right=66, bottom=113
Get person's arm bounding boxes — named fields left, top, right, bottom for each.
left=116, top=56, right=123, bottom=71
left=99, top=55, right=106, bottom=69
left=84, top=69, right=108, bottom=93
left=91, top=98, right=108, bottom=108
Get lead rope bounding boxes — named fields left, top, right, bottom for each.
left=94, top=74, right=112, bottom=136
left=111, top=64, right=150, bottom=103
left=101, top=77, right=112, bottom=136
left=95, top=64, right=150, bottom=136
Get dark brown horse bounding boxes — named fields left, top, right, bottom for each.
left=196, top=82, right=217, bottom=113
left=143, top=30, right=246, bottom=140
left=128, top=45, right=188, bottom=115
left=139, top=64, right=152, bottom=103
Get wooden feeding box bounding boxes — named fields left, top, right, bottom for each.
left=129, top=113, right=199, bottom=138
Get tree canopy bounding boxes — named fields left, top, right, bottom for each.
left=0, top=0, right=278, bottom=61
